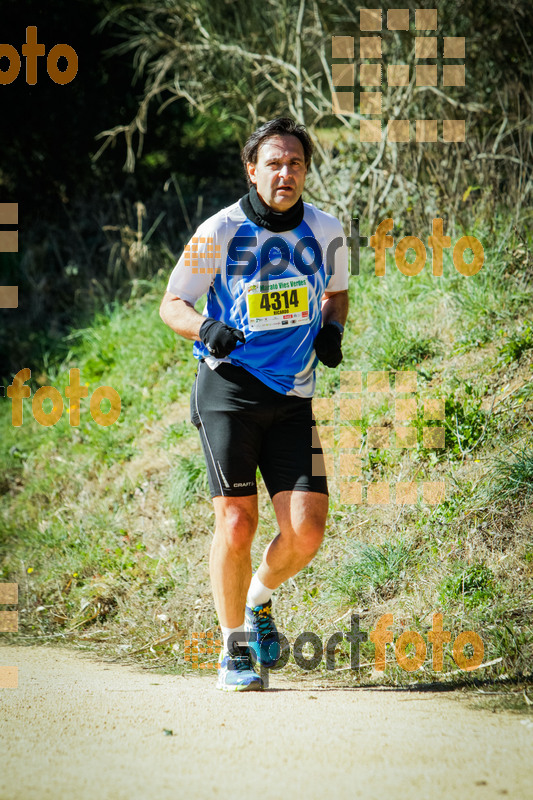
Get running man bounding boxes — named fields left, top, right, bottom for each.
left=160, top=117, right=349, bottom=690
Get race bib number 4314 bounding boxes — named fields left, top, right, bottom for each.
left=246, top=277, right=310, bottom=331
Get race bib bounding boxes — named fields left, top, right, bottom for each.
left=246, top=277, right=310, bottom=331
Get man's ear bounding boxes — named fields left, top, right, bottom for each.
left=247, top=161, right=257, bottom=185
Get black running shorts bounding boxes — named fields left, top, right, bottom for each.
left=190, top=360, right=328, bottom=498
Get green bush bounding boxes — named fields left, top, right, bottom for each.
left=332, top=540, right=413, bottom=602
left=498, top=325, right=533, bottom=364
left=166, top=454, right=209, bottom=521
left=444, top=382, right=491, bottom=458
left=439, top=563, right=496, bottom=608
left=489, top=447, right=533, bottom=501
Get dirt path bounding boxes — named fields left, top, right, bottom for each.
left=0, top=645, right=531, bottom=800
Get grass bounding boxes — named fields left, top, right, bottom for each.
left=365, top=323, right=440, bottom=371
left=498, top=325, right=533, bottom=365
left=489, top=447, right=533, bottom=501
left=1, top=221, right=532, bottom=700
left=331, top=539, right=415, bottom=603
left=166, top=454, right=210, bottom=525
left=444, top=382, right=493, bottom=459
left=439, top=562, right=497, bottom=609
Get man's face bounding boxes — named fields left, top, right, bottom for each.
left=246, top=134, right=307, bottom=212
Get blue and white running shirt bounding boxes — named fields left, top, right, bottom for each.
left=166, top=198, right=349, bottom=397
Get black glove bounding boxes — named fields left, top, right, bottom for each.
left=199, top=317, right=245, bottom=358
left=314, top=322, right=344, bottom=368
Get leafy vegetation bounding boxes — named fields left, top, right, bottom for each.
left=166, top=454, right=210, bottom=525
left=489, top=447, right=533, bottom=501
left=499, top=326, right=533, bottom=365
left=332, top=540, right=414, bottom=602
left=439, top=563, right=497, bottom=608
left=444, top=383, right=493, bottom=459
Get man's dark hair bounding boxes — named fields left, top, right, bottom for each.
left=241, top=117, right=314, bottom=185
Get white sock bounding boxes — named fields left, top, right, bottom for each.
left=247, top=574, right=273, bottom=608
left=220, top=623, right=246, bottom=654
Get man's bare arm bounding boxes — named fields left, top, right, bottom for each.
left=321, top=289, right=349, bottom=328
left=159, top=291, right=205, bottom=341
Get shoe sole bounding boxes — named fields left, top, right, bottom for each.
left=216, top=679, right=264, bottom=692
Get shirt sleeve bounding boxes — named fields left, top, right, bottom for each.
left=166, top=220, right=223, bottom=305
left=324, top=218, right=349, bottom=293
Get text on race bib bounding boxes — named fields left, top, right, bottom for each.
left=246, top=277, right=310, bottom=331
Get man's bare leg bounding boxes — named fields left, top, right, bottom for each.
left=255, top=490, right=328, bottom=591
left=211, top=494, right=264, bottom=690
left=210, top=494, right=258, bottom=627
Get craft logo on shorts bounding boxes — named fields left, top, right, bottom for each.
left=331, top=8, right=466, bottom=143
left=312, top=369, right=446, bottom=506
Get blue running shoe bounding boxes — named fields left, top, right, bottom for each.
left=216, top=643, right=263, bottom=692
left=245, top=600, right=281, bottom=668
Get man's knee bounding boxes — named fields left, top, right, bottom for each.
left=213, top=496, right=258, bottom=553
left=295, top=519, right=325, bottom=557
left=282, top=513, right=326, bottom=558
left=274, top=491, right=327, bottom=555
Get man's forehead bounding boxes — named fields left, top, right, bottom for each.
left=256, top=135, right=305, bottom=160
